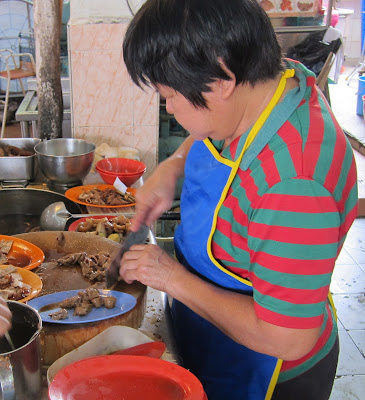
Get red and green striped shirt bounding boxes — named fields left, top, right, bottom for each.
left=211, top=60, right=358, bottom=381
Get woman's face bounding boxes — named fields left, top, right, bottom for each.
left=157, top=84, right=232, bottom=142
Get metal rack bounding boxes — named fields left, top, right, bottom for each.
left=269, top=0, right=333, bottom=34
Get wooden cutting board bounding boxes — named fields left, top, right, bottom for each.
left=16, top=231, right=147, bottom=366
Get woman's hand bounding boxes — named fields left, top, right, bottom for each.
left=119, top=243, right=321, bottom=360
left=132, top=162, right=177, bottom=231
left=119, top=244, right=186, bottom=292
left=131, top=136, right=194, bottom=231
left=0, top=297, right=12, bottom=336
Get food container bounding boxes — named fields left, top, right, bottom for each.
left=0, top=188, right=82, bottom=235
left=34, top=138, right=95, bottom=189
left=95, top=158, right=146, bottom=186
left=0, top=301, right=43, bottom=400
left=0, top=138, right=40, bottom=183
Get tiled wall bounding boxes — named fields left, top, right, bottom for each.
left=67, top=0, right=362, bottom=183
left=68, top=0, right=159, bottom=180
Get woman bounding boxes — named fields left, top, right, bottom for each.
left=120, top=0, right=358, bottom=399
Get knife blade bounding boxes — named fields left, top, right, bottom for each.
left=105, top=225, right=150, bottom=288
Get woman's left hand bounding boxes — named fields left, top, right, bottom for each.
left=119, top=244, right=184, bottom=292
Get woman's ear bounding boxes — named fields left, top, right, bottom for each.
left=215, top=58, right=236, bottom=100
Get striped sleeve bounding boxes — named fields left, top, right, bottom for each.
left=248, top=177, right=340, bottom=329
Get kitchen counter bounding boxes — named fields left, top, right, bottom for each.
left=0, top=168, right=180, bottom=397
left=140, top=287, right=180, bottom=364
left=20, top=173, right=182, bottom=398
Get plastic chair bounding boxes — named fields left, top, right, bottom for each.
left=316, top=36, right=343, bottom=105
left=0, top=49, right=36, bottom=138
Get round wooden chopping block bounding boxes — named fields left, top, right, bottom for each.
left=16, top=231, right=147, bottom=366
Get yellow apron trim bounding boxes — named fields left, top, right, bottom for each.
left=206, top=69, right=294, bottom=286
left=203, top=137, right=235, bottom=168
left=328, top=292, right=337, bottom=321
left=265, top=359, right=283, bottom=400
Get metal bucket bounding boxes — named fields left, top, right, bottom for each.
left=0, top=301, right=43, bottom=400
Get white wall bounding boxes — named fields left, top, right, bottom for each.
left=69, top=0, right=147, bottom=20
left=334, top=0, right=362, bottom=63
left=70, top=0, right=132, bottom=20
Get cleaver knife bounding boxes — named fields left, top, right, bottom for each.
left=105, top=224, right=150, bottom=288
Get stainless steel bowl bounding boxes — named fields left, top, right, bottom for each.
left=34, top=138, right=95, bottom=187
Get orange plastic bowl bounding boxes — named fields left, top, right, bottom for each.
left=96, top=158, right=146, bottom=175
left=95, top=166, right=144, bottom=186
left=49, top=355, right=208, bottom=400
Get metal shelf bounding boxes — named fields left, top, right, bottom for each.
left=271, top=0, right=333, bottom=34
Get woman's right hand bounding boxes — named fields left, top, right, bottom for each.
left=0, top=297, right=12, bottom=336
left=132, top=160, right=179, bottom=230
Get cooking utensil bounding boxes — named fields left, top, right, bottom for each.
left=111, top=341, right=166, bottom=358
left=106, top=224, right=150, bottom=288
left=34, top=138, right=95, bottom=189
left=40, top=201, right=180, bottom=231
left=0, top=138, right=40, bottom=183
left=0, top=301, right=43, bottom=400
left=0, top=188, right=82, bottom=235
left=40, top=201, right=137, bottom=231
left=4, top=332, right=15, bottom=351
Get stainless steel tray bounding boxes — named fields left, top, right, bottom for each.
left=0, top=138, right=41, bottom=182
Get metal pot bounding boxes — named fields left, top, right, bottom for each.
left=0, top=188, right=82, bottom=235
left=0, top=301, right=43, bottom=400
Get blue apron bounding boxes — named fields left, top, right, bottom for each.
left=173, top=70, right=295, bottom=400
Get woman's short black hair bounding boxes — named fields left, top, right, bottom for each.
left=123, top=0, right=283, bottom=108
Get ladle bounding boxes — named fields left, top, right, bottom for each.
left=39, top=202, right=134, bottom=231
left=40, top=202, right=180, bottom=231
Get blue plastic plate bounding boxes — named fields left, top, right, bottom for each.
left=28, top=289, right=136, bottom=324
